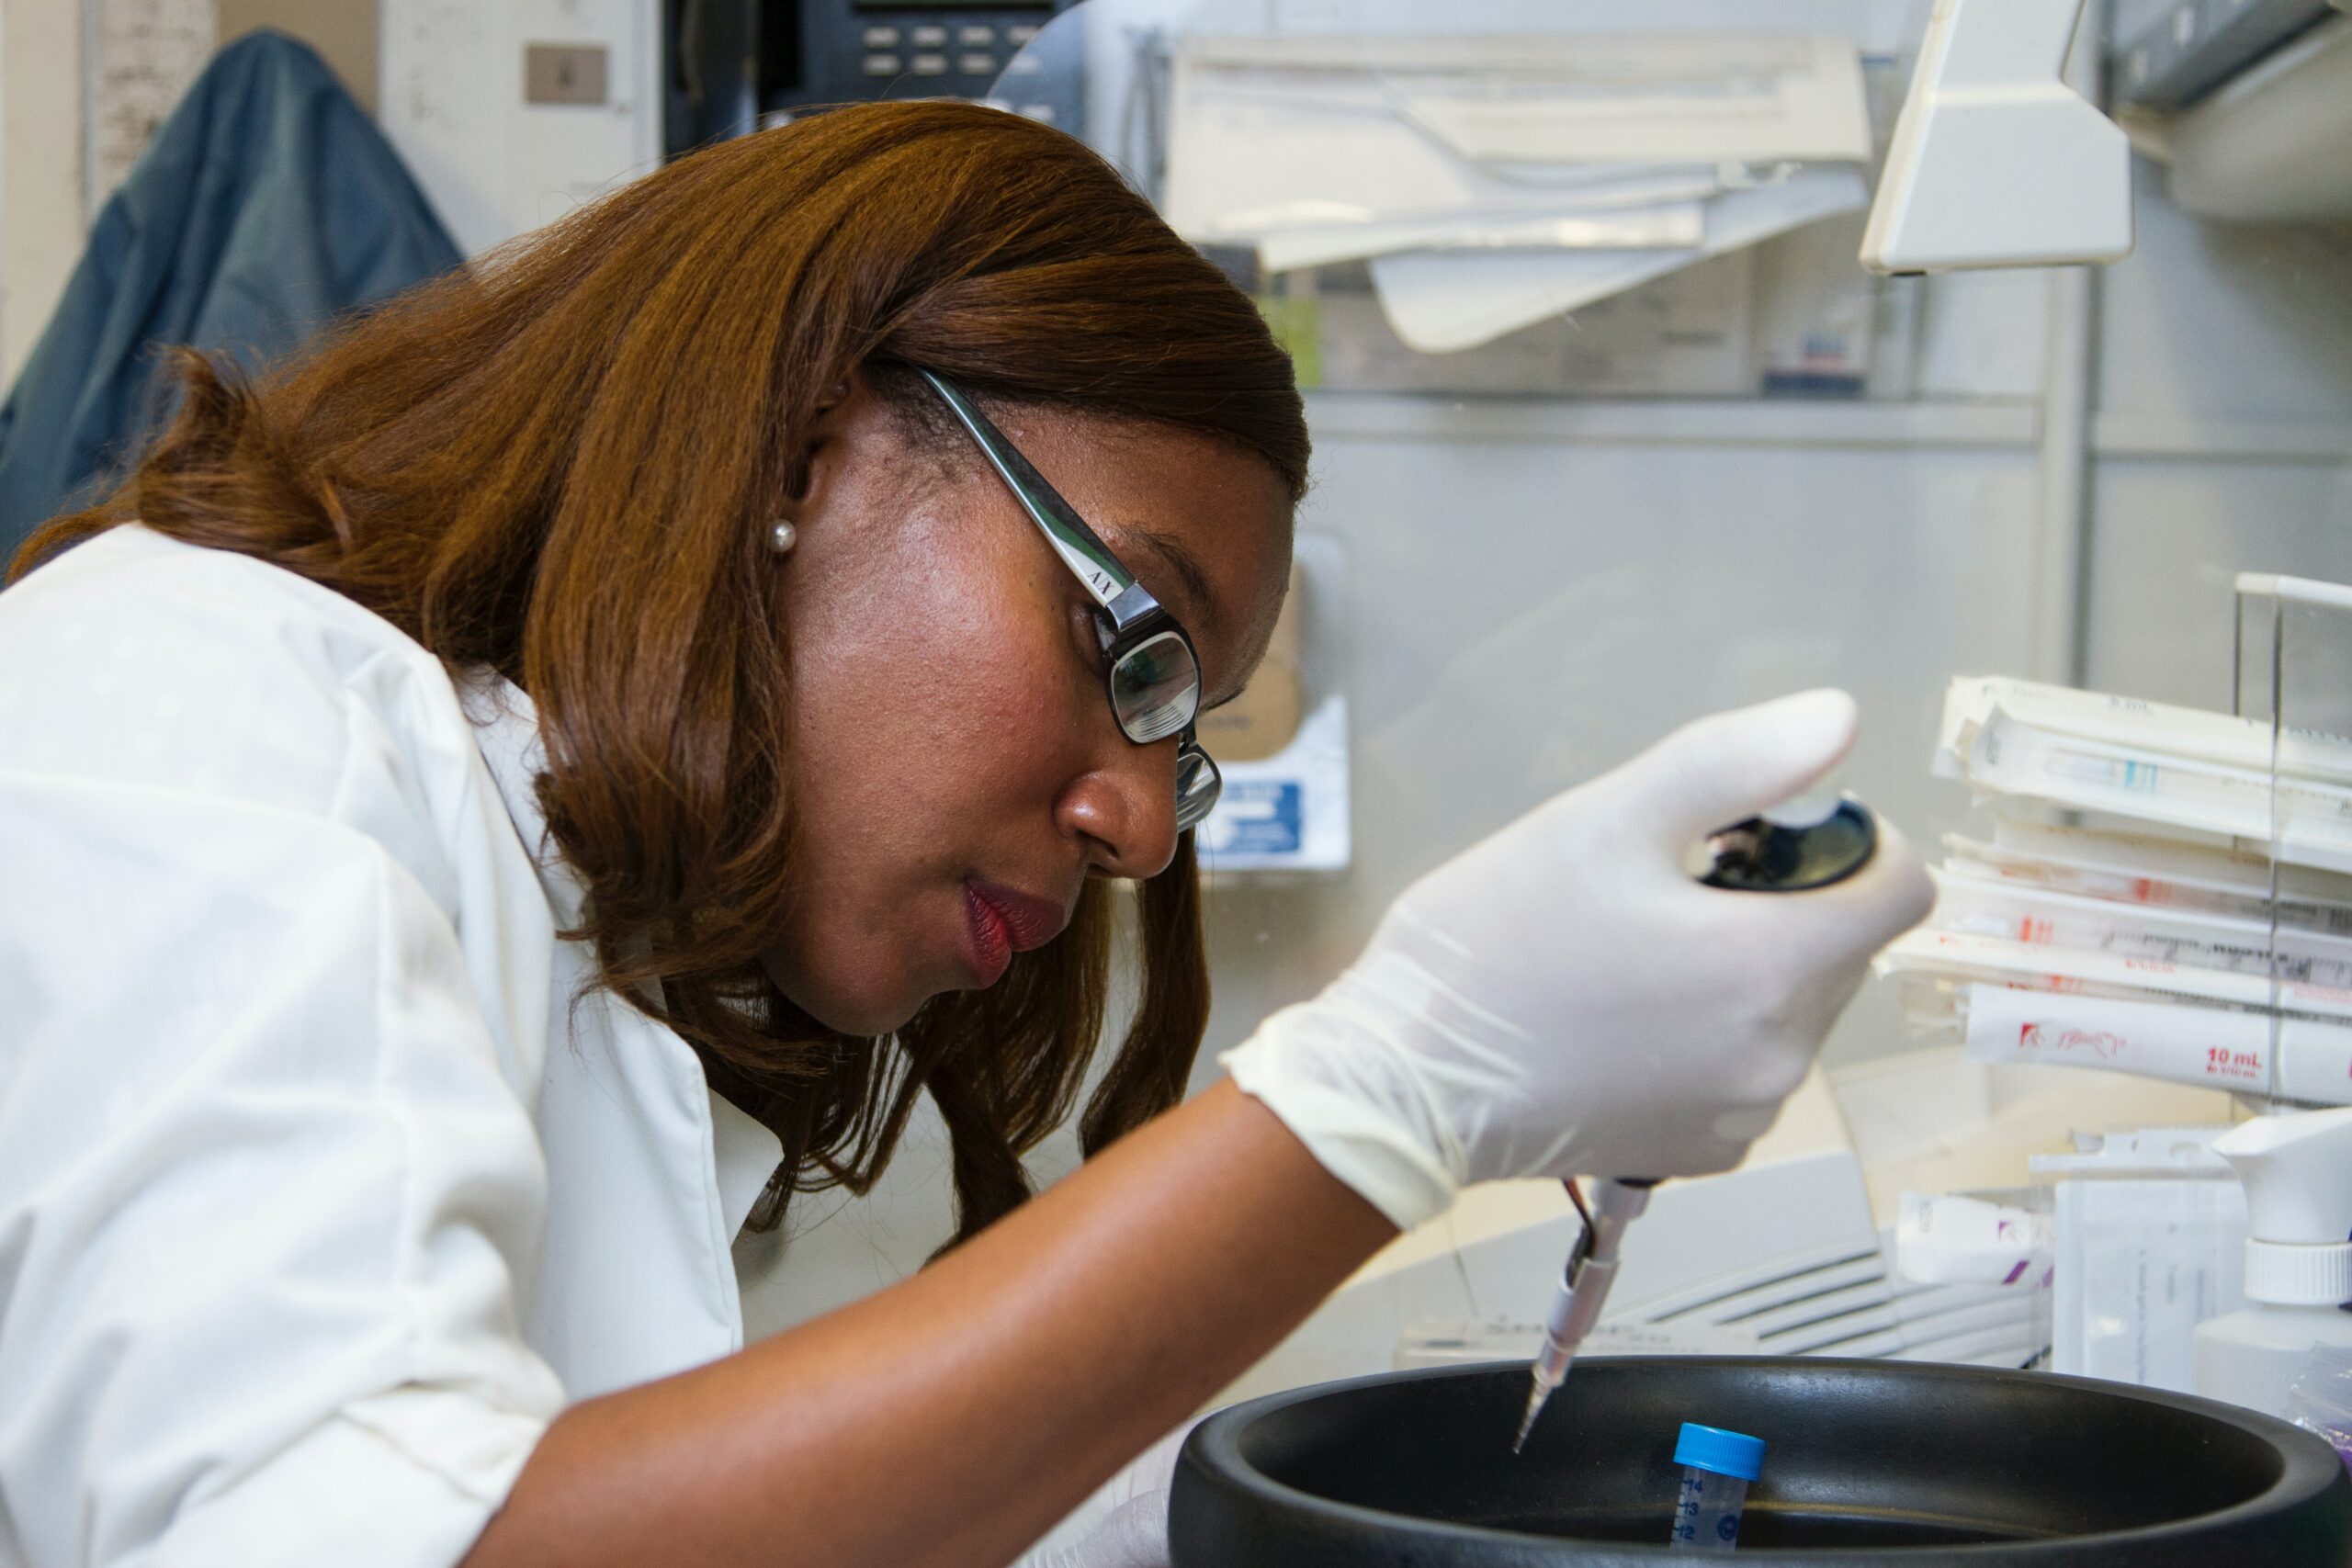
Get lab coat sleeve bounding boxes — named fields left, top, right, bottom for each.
left=0, top=553, right=565, bottom=1566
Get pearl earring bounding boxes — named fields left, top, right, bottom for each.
left=766, top=520, right=797, bottom=556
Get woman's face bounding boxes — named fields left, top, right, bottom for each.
left=765, top=377, right=1295, bottom=1035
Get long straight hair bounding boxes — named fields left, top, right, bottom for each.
left=12, top=102, right=1309, bottom=1245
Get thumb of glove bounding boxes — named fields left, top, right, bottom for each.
left=1620, top=688, right=1860, bottom=849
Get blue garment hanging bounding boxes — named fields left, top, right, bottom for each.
left=0, top=30, right=461, bottom=563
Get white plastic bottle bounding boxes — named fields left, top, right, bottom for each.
left=2193, top=1106, right=2352, bottom=1419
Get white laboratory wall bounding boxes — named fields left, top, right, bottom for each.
left=2083, top=161, right=2352, bottom=710
left=378, top=0, right=661, bottom=257
left=1193, top=410, right=2043, bottom=1062
left=1, top=0, right=87, bottom=388
left=87, top=0, right=220, bottom=211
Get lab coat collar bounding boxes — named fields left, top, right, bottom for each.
left=462, top=672, right=784, bottom=1243
left=708, top=1092, right=783, bottom=1242
left=459, top=674, right=587, bottom=931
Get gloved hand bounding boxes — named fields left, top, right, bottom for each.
left=1010, top=1422, right=1188, bottom=1568
left=1223, top=690, right=1934, bottom=1231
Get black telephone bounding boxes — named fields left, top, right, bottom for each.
left=664, top=0, right=1086, bottom=156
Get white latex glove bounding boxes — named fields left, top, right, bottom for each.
left=1223, top=690, right=1934, bottom=1230
left=1010, top=1423, right=1188, bottom=1568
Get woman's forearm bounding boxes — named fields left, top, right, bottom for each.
left=464, top=1079, right=1395, bottom=1568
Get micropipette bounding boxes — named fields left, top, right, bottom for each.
left=1510, top=1176, right=1654, bottom=1452
left=1510, top=793, right=1880, bottom=1454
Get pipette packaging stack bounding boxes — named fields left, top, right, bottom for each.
left=1883, top=595, right=2352, bottom=1407
left=1880, top=675, right=2352, bottom=1107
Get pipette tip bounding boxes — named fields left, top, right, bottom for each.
left=1510, top=1386, right=1545, bottom=1454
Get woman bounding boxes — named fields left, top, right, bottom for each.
left=0, top=103, right=1930, bottom=1567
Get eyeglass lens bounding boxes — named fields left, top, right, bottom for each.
left=1174, top=747, right=1221, bottom=832
left=1109, top=629, right=1201, bottom=745
left=1109, top=632, right=1221, bottom=831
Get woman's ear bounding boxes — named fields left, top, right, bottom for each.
left=778, top=377, right=861, bottom=511
left=780, top=372, right=866, bottom=509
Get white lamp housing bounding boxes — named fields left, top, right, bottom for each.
left=1861, top=0, right=2135, bottom=274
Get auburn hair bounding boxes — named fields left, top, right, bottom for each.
left=11, top=101, right=1309, bottom=1247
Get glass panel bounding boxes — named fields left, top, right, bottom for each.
left=2235, top=581, right=2352, bottom=1100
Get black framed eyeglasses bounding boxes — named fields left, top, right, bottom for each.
left=919, top=370, right=1223, bottom=835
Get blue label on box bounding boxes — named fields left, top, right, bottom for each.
left=1210, top=780, right=1303, bottom=856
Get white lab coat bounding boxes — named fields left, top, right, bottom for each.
left=0, top=526, right=786, bottom=1567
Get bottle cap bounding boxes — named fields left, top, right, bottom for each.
left=1675, top=1421, right=1766, bottom=1482
left=2244, top=1237, right=2352, bottom=1306
left=2215, top=1107, right=2352, bottom=1248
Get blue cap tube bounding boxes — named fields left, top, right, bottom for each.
left=1674, top=1422, right=1767, bottom=1482
left=1669, top=1424, right=1765, bottom=1551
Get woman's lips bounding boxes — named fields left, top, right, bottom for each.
left=963, top=885, right=1013, bottom=987
left=961, top=879, right=1069, bottom=987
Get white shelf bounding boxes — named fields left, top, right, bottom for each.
left=1304, top=393, right=2041, bottom=452
left=1304, top=393, right=2352, bottom=465
left=2095, top=411, right=2352, bottom=463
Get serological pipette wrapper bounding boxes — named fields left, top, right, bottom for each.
left=1930, top=866, right=2352, bottom=988
left=1895, top=679, right=2352, bottom=1106
left=1937, top=677, right=2352, bottom=787
left=1935, top=677, right=2352, bottom=870
left=1880, top=927, right=2352, bottom=1022
left=1953, top=982, right=2352, bottom=1105
left=1949, top=820, right=2352, bottom=936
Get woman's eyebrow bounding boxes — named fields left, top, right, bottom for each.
left=1119, top=525, right=1222, bottom=639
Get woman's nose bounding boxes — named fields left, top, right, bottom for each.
left=1057, top=739, right=1181, bottom=879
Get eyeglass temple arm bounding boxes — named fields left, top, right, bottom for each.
left=917, top=370, right=1165, bottom=632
